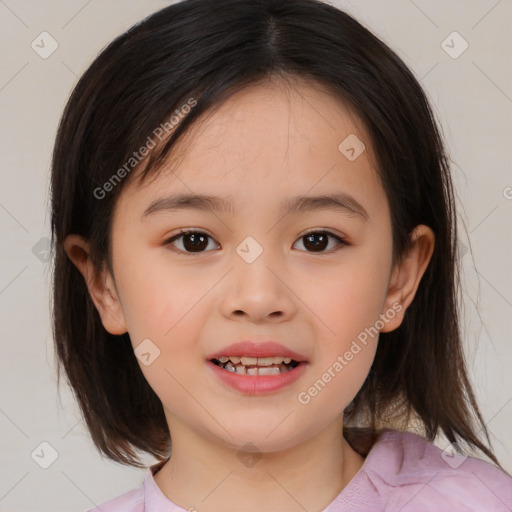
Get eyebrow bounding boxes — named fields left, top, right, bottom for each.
left=140, top=192, right=370, bottom=222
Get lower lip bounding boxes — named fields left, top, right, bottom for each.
left=206, top=360, right=308, bottom=395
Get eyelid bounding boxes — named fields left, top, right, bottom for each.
left=300, top=227, right=348, bottom=240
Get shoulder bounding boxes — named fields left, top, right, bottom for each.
left=363, top=429, right=512, bottom=512
left=83, top=480, right=144, bottom=512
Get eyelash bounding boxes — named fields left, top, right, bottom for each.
left=164, top=228, right=350, bottom=255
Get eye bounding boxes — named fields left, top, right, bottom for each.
left=164, top=229, right=349, bottom=255
left=165, top=230, right=219, bottom=254
left=293, top=230, right=349, bottom=253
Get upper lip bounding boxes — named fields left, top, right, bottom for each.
left=207, top=341, right=308, bottom=362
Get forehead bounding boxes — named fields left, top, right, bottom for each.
left=118, top=77, right=386, bottom=221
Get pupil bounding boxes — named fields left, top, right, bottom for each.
left=183, top=233, right=208, bottom=252
left=304, top=233, right=327, bottom=252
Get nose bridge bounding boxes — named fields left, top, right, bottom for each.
left=222, top=232, right=295, bottom=320
left=234, top=233, right=280, bottom=288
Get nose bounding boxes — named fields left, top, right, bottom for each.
left=219, top=247, right=297, bottom=323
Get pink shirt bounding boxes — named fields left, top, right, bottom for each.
left=85, top=429, right=512, bottom=511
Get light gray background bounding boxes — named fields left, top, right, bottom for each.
left=1, top=1, right=511, bottom=511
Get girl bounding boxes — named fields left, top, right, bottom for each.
left=50, top=0, right=512, bottom=511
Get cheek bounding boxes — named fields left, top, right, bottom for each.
left=306, top=253, right=390, bottom=346
left=116, top=260, right=208, bottom=406
left=114, top=249, right=193, bottom=344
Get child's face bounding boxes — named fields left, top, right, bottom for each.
left=104, top=78, right=400, bottom=451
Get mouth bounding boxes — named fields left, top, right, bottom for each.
left=209, top=355, right=302, bottom=376
left=206, top=341, right=308, bottom=393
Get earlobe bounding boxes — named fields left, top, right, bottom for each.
left=63, top=234, right=128, bottom=335
left=380, top=225, right=435, bottom=333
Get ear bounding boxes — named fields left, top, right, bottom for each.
left=63, top=234, right=128, bottom=335
left=380, top=225, right=435, bottom=333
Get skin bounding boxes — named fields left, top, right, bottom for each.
left=64, top=76, right=434, bottom=512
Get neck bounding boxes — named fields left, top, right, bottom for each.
left=153, top=415, right=365, bottom=512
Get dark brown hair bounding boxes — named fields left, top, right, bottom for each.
left=50, top=0, right=505, bottom=471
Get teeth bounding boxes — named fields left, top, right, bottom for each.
left=257, top=366, right=281, bottom=376
left=213, top=355, right=300, bottom=376
left=218, top=362, right=294, bottom=376
left=218, top=355, right=294, bottom=365
left=256, top=357, right=277, bottom=366
left=235, top=365, right=246, bottom=375
left=241, top=356, right=258, bottom=366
